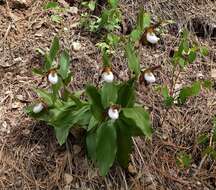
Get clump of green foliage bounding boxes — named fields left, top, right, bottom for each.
left=80, top=0, right=121, bottom=32
left=44, top=1, right=66, bottom=23
left=26, top=36, right=152, bottom=176
left=197, top=118, right=216, bottom=160
left=27, top=7, right=211, bottom=176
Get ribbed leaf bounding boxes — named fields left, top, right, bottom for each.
left=96, top=121, right=117, bottom=176
left=49, top=36, right=60, bottom=62
left=122, top=107, right=152, bottom=138
left=86, top=85, right=104, bottom=121
left=117, top=79, right=135, bottom=107
left=59, top=50, right=70, bottom=79
left=116, top=119, right=132, bottom=168
left=86, top=129, right=97, bottom=161
left=178, top=81, right=201, bottom=104
left=101, top=83, right=118, bottom=108
left=125, top=42, right=140, bottom=76
left=34, top=88, right=53, bottom=106
left=54, top=125, right=71, bottom=145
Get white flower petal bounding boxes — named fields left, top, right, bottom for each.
left=108, top=108, right=119, bottom=120
left=144, top=72, right=156, bottom=83
left=33, top=103, right=44, bottom=113
left=146, top=32, right=160, bottom=44
left=102, top=72, right=114, bottom=83
left=48, top=72, right=58, bottom=84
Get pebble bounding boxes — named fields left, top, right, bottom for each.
left=64, top=173, right=73, bottom=184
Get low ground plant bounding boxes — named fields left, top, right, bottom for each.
left=26, top=6, right=211, bottom=175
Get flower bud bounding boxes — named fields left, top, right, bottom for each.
left=48, top=71, right=58, bottom=84
left=33, top=103, right=44, bottom=113
left=146, top=32, right=160, bottom=44
left=108, top=107, right=119, bottom=120
left=102, top=71, right=114, bottom=83
left=144, top=71, right=156, bottom=83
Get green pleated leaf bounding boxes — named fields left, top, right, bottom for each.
left=122, top=107, right=152, bottom=138
left=96, top=121, right=117, bottom=176
left=108, top=0, right=118, bottom=8
left=86, top=85, right=104, bottom=121
left=130, top=29, right=141, bottom=42
left=86, top=129, right=97, bottom=161
left=178, top=81, right=201, bottom=104
left=125, top=42, right=140, bottom=77
left=117, top=79, right=135, bottom=107
left=49, top=36, right=60, bottom=62
left=101, top=83, right=118, bottom=108
left=115, top=119, right=132, bottom=168
left=88, top=116, right=98, bottom=131
left=54, top=125, right=71, bottom=145
left=200, top=47, right=209, bottom=57
left=34, top=88, right=53, bottom=106
left=44, top=2, right=58, bottom=10
left=161, top=86, right=174, bottom=107
left=102, top=51, right=111, bottom=67
left=137, top=8, right=150, bottom=31
left=188, top=50, right=196, bottom=63
left=51, top=104, right=90, bottom=129
left=44, top=53, right=52, bottom=71
left=32, top=68, right=44, bottom=76
left=59, top=50, right=70, bottom=80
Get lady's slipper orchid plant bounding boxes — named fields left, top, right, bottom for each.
left=26, top=9, right=209, bottom=177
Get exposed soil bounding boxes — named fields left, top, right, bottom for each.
left=0, top=0, right=216, bottom=189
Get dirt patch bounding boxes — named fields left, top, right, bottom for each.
left=0, top=0, right=216, bottom=189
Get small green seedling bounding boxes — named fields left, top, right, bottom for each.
left=176, top=152, right=192, bottom=169
left=44, top=1, right=68, bottom=23
left=80, top=0, right=121, bottom=33
left=160, top=29, right=209, bottom=107
left=197, top=118, right=216, bottom=160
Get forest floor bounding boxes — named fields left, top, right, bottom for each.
left=0, top=0, right=216, bottom=189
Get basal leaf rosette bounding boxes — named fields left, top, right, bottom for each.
left=85, top=79, right=152, bottom=176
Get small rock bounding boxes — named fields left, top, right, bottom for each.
left=211, top=69, right=216, bottom=79
left=11, top=101, right=22, bottom=109
left=73, top=145, right=81, bottom=154
left=72, top=41, right=81, bottom=51
left=16, top=95, right=25, bottom=101
left=162, top=133, right=168, bottom=140
left=63, top=27, right=69, bottom=32
left=63, top=185, right=70, bottom=190
left=197, top=181, right=201, bottom=186
left=14, top=57, right=22, bottom=62
left=64, top=173, right=73, bottom=184
left=197, top=72, right=204, bottom=79
left=22, top=129, right=30, bottom=135
left=68, top=6, right=78, bottom=14
left=35, top=32, right=43, bottom=37
left=70, top=22, right=79, bottom=28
